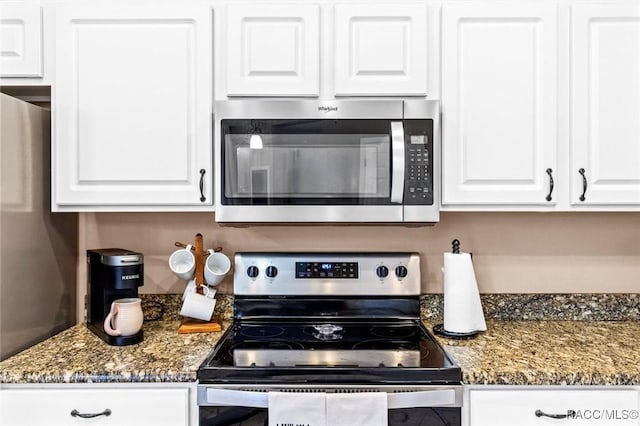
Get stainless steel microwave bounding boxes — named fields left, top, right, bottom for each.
left=214, top=100, right=440, bottom=223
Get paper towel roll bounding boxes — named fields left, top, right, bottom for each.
left=443, top=252, right=487, bottom=334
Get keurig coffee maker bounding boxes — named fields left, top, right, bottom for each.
left=87, top=248, right=144, bottom=346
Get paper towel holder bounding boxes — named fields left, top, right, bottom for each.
left=433, top=239, right=484, bottom=339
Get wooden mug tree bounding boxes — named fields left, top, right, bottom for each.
left=174, top=233, right=222, bottom=333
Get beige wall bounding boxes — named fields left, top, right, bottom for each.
left=77, top=211, right=640, bottom=312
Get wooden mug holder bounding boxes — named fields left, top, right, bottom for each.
left=175, top=233, right=222, bottom=333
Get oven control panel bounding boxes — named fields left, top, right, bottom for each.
left=234, top=252, right=420, bottom=296
left=296, top=262, right=359, bottom=279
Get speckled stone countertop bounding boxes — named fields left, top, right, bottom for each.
left=0, top=320, right=230, bottom=384
left=1, top=294, right=639, bottom=386
left=423, top=319, right=640, bottom=386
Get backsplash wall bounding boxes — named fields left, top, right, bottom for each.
left=76, top=211, right=640, bottom=316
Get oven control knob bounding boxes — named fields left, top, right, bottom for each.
left=395, top=265, right=408, bottom=278
left=247, top=265, right=259, bottom=279
left=376, top=265, right=389, bottom=278
left=265, top=265, right=278, bottom=279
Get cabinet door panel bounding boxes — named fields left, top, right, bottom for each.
left=54, top=6, right=211, bottom=208
left=334, top=3, right=427, bottom=96
left=0, top=3, right=42, bottom=77
left=442, top=2, right=557, bottom=206
left=470, top=389, right=640, bottom=426
left=571, top=3, right=640, bottom=205
left=225, top=4, right=319, bottom=96
left=0, top=388, right=189, bottom=425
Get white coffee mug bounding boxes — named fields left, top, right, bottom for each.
left=103, top=298, right=143, bottom=337
left=180, top=285, right=216, bottom=321
left=182, top=279, right=216, bottom=301
left=169, top=245, right=195, bottom=280
left=204, top=250, right=231, bottom=286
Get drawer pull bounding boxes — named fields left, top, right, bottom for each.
left=535, top=409, right=575, bottom=419
left=70, top=408, right=112, bottom=419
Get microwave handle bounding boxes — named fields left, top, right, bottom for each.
left=390, top=121, right=405, bottom=204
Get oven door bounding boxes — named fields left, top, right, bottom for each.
left=198, top=385, right=462, bottom=426
left=213, top=100, right=439, bottom=223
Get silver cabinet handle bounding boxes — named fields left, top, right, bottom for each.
left=390, top=121, right=405, bottom=204
left=70, top=408, right=112, bottom=419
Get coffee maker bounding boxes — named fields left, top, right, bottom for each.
left=87, top=248, right=144, bottom=346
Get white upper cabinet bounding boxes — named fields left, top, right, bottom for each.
left=225, top=4, right=320, bottom=96
left=441, top=2, right=558, bottom=207
left=333, top=3, right=428, bottom=96
left=0, top=3, right=43, bottom=77
left=53, top=5, right=212, bottom=210
left=571, top=2, right=640, bottom=206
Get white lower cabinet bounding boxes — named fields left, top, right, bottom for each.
left=0, top=384, right=195, bottom=426
left=468, top=387, right=640, bottom=426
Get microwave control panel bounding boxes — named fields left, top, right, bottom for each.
left=404, top=120, right=433, bottom=205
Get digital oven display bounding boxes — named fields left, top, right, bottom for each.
left=296, top=262, right=359, bottom=279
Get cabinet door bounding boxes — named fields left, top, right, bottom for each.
left=0, top=388, right=189, bottom=426
left=333, top=3, right=427, bottom=96
left=225, top=4, right=319, bottom=96
left=0, top=3, right=42, bottom=77
left=53, top=5, right=211, bottom=209
left=571, top=2, right=640, bottom=206
left=442, top=2, right=558, bottom=206
left=469, top=389, right=640, bottom=426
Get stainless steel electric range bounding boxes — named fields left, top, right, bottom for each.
left=197, top=253, right=462, bottom=426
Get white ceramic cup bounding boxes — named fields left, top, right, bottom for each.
left=180, top=285, right=216, bottom=321
left=169, top=245, right=196, bottom=280
left=182, top=279, right=216, bottom=301
left=204, top=250, right=231, bottom=286
left=103, top=298, right=143, bottom=337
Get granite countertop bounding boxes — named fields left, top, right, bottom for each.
left=0, top=320, right=229, bottom=384
left=1, top=294, right=639, bottom=386
left=424, top=319, right=640, bottom=386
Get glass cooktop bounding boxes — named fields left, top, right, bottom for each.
left=198, top=320, right=461, bottom=385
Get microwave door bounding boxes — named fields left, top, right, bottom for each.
left=219, top=118, right=405, bottom=222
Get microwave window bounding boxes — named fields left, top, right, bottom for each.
left=223, top=120, right=391, bottom=203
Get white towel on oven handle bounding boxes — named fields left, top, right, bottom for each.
left=326, top=392, right=388, bottom=426
left=268, top=391, right=326, bottom=426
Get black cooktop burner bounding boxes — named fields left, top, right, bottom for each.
left=239, top=325, right=285, bottom=339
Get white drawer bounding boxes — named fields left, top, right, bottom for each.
left=0, top=388, right=189, bottom=426
left=469, top=389, right=640, bottom=426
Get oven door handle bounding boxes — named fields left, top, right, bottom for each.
left=387, top=389, right=459, bottom=409
left=390, top=121, right=405, bottom=204
left=206, top=389, right=268, bottom=408
left=204, top=388, right=459, bottom=409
